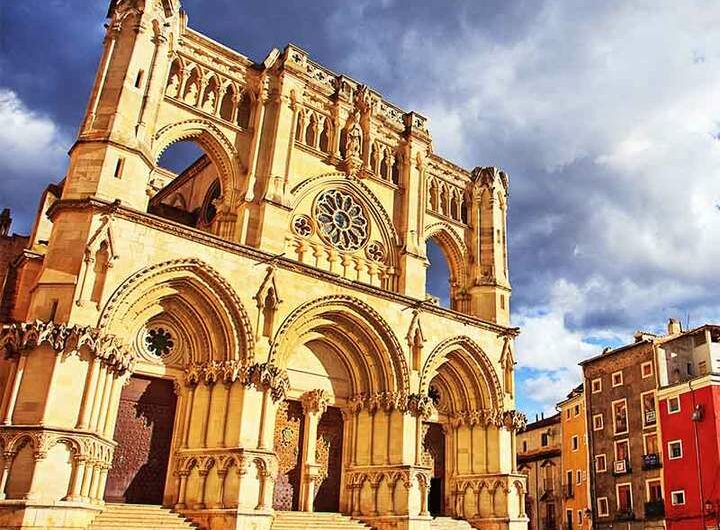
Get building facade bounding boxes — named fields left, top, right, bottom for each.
left=0, top=1, right=527, bottom=530
left=656, top=326, right=720, bottom=530
left=558, top=386, right=591, bottom=530
left=517, top=414, right=562, bottom=530
left=581, top=335, right=667, bottom=530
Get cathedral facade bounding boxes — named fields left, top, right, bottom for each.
left=0, top=1, right=527, bottom=529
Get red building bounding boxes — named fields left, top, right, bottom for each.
left=656, top=325, right=720, bottom=530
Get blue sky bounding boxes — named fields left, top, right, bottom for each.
left=1, top=1, right=719, bottom=416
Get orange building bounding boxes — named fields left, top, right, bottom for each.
left=558, top=385, right=592, bottom=530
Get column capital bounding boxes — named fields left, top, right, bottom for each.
left=301, top=389, right=330, bottom=416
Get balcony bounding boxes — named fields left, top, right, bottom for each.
left=644, top=409, right=657, bottom=425
left=645, top=500, right=665, bottom=519
left=613, top=459, right=631, bottom=475
left=562, top=483, right=575, bottom=499
left=642, top=453, right=662, bottom=470
left=615, top=509, right=635, bottom=521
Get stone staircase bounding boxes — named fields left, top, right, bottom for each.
left=430, top=517, right=474, bottom=530
left=88, top=503, right=200, bottom=530
left=272, top=511, right=373, bottom=530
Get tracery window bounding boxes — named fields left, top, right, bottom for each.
left=313, top=190, right=368, bottom=251
left=144, top=327, right=174, bottom=357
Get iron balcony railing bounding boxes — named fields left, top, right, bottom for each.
left=644, top=409, right=657, bottom=425
left=615, top=509, right=635, bottom=521
left=642, top=453, right=662, bottom=470
left=645, top=500, right=665, bottom=518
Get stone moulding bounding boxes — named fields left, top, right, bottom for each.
left=0, top=320, right=135, bottom=374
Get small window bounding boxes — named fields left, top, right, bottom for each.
left=668, top=396, right=681, bottom=414
left=668, top=440, right=683, bottom=460
left=647, top=479, right=663, bottom=502
left=617, top=483, right=633, bottom=512
left=576, top=470, right=582, bottom=485
left=615, top=439, right=630, bottom=462
left=522, top=440, right=528, bottom=452
left=113, top=157, right=125, bottom=179
left=566, top=409, right=571, bottom=419
left=572, top=435, right=579, bottom=451
left=699, top=360, right=708, bottom=375
left=644, top=432, right=658, bottom=455
left=641, top=361, right=653, bottom=378
left=612, top=370, right=623, bottom=387
left=577, top=510, right=583, bottom=525
left=671, top=490, right=686, bottom=505
left=135, top=69, right=145, bottom=88
left=541, top=433, right=549, bottom=447
left=591, top=378, right=602, bottom=393
left=597, top=497, right=609, bottom=517
left=595, top=454, right=607, bottom=472
left=641, top=391, right=657, bottom=427
left=574, top=404, right=580, bottom=416
left=613, top=399, right=629, bottom=434
left=593, top=414, right=604, bottom=431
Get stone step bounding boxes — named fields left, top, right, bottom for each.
left=89, top=503, right=199, bottom=530
left=272, top=511, right=372, bottom=530
left=430, top=517, right=474, bottom=530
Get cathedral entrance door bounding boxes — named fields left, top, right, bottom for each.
left=423, top=422, right=446, bottom=516
left=105, top=375, right=177, bottom=504
left=272, top=400, right=305, bottom=510
left=313, top=406, right=344, bottom=512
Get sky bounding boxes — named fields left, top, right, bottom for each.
left=1, top=0, right=719, bottom=416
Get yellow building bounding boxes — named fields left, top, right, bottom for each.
left=0, top=2, right=528, bottom=530
left=558, top=386, right=591, bottom=530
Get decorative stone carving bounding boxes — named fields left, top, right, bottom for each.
left=246, top=362, right=289, bottom=402
left=405, top=393, right=434, bottom=419
left=313, top=190, right=368, bottom=251
left=0, top=320, right=135, bottom=373
left=300, top=389, right=329, bottom=415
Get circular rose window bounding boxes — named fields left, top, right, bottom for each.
left=313, top=190, right=368, bottom=251
left=144, top=327, right=174, bottom=357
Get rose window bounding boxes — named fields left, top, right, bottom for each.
left=144, top=327, right=174, bottom=357
left=313, top=190, right=368, bottom=251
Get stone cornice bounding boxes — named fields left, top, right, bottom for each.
left=46, top=197, right=519, bottom=338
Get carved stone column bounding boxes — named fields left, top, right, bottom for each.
left=299, top=389, right=329, bottom=512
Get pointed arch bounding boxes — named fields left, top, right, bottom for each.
left=98, top=258, right=254, bottom=367
left=268, top=295, right=409, bottom=396
left=424, top=221, right=468, bottom=290
left=153, top=119, right=245, bottom=207
left=420, top=336, right=503, bottom=411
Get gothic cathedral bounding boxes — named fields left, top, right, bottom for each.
left=0, top=1, right=527, bottom=530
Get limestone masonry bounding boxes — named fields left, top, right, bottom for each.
left=0, top=1, right=527, bottom=529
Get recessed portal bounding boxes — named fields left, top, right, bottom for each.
left=105, top=375, right=177, bottom=504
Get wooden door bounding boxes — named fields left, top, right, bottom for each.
left=105, top=375, right=176, bottom=504
left=313, top=406, right=344, bottom=512
left=272, top=400, right=305, bottom=511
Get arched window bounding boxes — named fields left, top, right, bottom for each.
left=319, top=118, right=331, bottom=153
left=380, top=150, right=389, bottom=180
left=305, top=113, right=317, bottom=147
left=201, top=76, right=220, bottom=114
left=450, top=191, right=459, bottom=220
left=295, top=111, right=305, bottom=142
left=460, top=194, right=469, bottom=224
left=371, top=143, right=380, bottom=174
left=440, top=185, right=449, bottom=216
left=339, top=129, right=348, bottom=159
left=182, top=67, right=200, bottom=106
left=429, top=181, right=438, bottom=211
left=425, top=239, right=452, bottom=308
left=236, top=93, right=252, bottom=129
left=219, top=84, right=235, bottom=121
left=391, top=153, right=401, bottom=185
left=165, top=58, right=182, bottom=98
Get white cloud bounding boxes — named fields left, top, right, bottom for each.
left=0, top=89, right=67, bottom=178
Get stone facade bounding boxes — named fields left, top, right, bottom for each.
left=0, top=1, right=526, bottom=530
left=581, top=340, right=665, bottom=530
left=517, top=414, right=561, bottom=530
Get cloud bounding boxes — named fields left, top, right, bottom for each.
left=323, top=0, right=720, bottom=414
left=0, top=89, right=69, bottom=231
